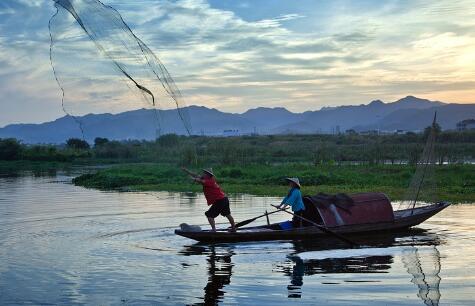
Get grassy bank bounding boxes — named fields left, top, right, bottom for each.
left=72, top=163, right=475, bottom=203
left=0, top=160, right=73, bottom=173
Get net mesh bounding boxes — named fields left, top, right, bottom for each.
left=397, top=113, right=438, bottom=212
left=49, top=0, right=192, bottom=141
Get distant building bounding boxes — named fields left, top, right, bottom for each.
left=360, top=130, right=379, bottom=135
left=456, top=119, right=475, bottom=131
left=395, top=129, right=406, bottom=135
left=223, top=129, right=240, bottom=137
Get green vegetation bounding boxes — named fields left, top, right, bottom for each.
left=66, top=138, right=90, bottom=150
left=1, top=131, right=474, bottom=165
left=72, top=163, right=475, bottom=203
left=0, top=138, right=90, bottom=162
left=0, top=160, right=75, bottom=178
left=1, top=132, right=474, bottom=203
left=0, top=138, right=22, bottom=160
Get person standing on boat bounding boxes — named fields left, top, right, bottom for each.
left=277, top=178, right=305, bottom=227
left=182, top=167, right=236, bottom=232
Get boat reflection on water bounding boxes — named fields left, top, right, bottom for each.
left=179, top=245, right=234, bottom=306
left=180, top=229, right=442, bottom=305
left=280, top=229, right=442, bottom=305
left=282, top=253, right=394, bottom=298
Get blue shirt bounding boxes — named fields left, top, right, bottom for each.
left=281, top=187, right=305, bottom=212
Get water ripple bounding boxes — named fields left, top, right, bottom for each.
left=0, top=173, right=474, bottom=305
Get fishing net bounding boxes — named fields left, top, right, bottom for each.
left=397, top=113, right=438, bottom=212
left=49, top=0, right=192, bottom=142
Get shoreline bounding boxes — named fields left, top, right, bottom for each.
left=1, top=161, right=473, bottom=203
left=71, top=163, right=475, bottom=204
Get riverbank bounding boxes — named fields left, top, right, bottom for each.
left=0, top=160, right=74, bottom=174
left=72, top=163, right=475, bottom=203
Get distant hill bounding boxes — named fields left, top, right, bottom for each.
left=1, top=96, right=474, bottom=144
left=272, top=96, right=447, bottom=134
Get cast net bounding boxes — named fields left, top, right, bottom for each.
left=49, top=0, right=192, bottom=142
left=397, top=113, right=438, bottom=213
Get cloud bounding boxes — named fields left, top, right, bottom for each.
left=254, top=13, right=305, bottom=28
left=0, top=0, right=474, bottom=126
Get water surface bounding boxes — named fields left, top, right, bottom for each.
left=0, top=171, right=474, bottom=305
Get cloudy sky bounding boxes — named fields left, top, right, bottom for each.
left=0, top=0, right=474, bottom=126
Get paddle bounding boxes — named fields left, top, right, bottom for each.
left=235, top=209, right=281, bottom=228
left=271, top=204, right=358, bottom=247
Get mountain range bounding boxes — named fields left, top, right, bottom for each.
left=1, top=96, right=475, bottom=144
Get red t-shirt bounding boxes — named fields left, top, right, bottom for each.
left=202, top=177, right=225, bottom=205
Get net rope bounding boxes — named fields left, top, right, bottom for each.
left=49, top=0, right=192, bottom=139
left=397, top=113, right=438, bottom=212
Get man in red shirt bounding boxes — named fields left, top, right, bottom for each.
left=182, top=168, right=236, bottom=232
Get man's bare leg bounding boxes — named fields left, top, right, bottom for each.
left=226, top=215, right=236, bottom=232
left=207, top=217, right=216, bottom=231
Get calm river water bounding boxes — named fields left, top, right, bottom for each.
left=0, top=170, right=474, bottom=305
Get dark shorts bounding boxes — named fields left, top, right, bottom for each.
left=205, top=197, right=231, bottom=218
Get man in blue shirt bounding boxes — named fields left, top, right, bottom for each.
left=277, top=177, right=305, bottom=227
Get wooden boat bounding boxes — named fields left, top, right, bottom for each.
left=176, top=113, right=450, bottom=244
left=175, top=194, right=450, bottom=243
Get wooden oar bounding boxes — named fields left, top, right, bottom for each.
left=271, top=205, right=358, bottom=247
left=235, top=209, right=281, bottom=228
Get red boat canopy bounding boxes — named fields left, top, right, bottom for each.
left=303, top=192, right=394, bottom=227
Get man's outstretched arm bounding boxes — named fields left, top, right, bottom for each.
left=181, top=167, right=198, bottom=178
left=181, top=167, right=204, bottom=184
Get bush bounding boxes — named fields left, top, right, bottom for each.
left=22, top=145, right=70, bottom=162
left=300, top=174, right=333, bottom=185
left=157, top=134, right=180, bottom=147
left=219, top=168, right=243, bottom=178
left=73, top=172, right=144, bottom=189
left=94, top=141, right=135, bottom=159
left=0, top=138, right=22, bottom=160
left=66, top=138, right=90, bottom=150
left=228, top=168, right=243, bottom=178
left=94, top=137, right=109, bottom=147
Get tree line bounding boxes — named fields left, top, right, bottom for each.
left=1, top=129, right=474, bottom=165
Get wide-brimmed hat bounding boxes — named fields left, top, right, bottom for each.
left=285, top=177, right=301, bottom=188
left=202, top=168, right=214, bottom=176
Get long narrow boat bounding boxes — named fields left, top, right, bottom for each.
left=175, top=193, right=450, bottom=243
left=176, top=113, right=449, bottom=244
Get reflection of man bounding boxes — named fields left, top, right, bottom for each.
left=201, top=247, right=233, bottom=305
left=287, top=257, right=304, bottom=298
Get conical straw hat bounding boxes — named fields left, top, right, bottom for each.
left=202, top=168, right=214, bottom=176
left=285, top=177, right=301, bottom=188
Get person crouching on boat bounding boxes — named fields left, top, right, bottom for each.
left=277, top=177, right=305, bottom=228
left=182, top=167, right=236, bottom=232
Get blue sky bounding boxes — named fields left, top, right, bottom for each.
left=0, top=0, right=474, bottom=126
